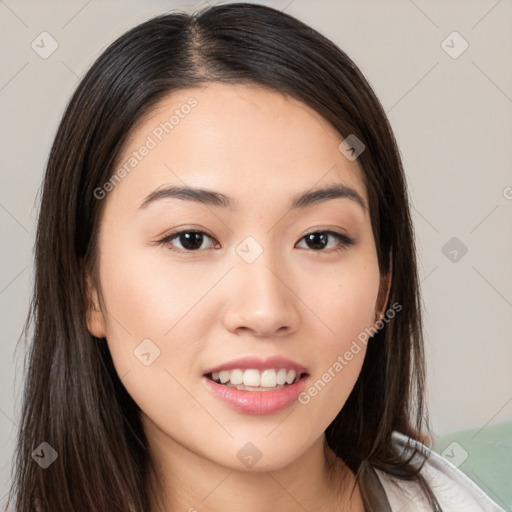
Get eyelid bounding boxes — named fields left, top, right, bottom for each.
left=160, top=227, right=215, bottom=240
left=301, top=226, right=353, bottom=240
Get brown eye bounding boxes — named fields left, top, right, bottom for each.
left=296, top=231, right=355, bottom=252
left=160, top=230, right=218, bottom=252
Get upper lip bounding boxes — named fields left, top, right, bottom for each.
left=203, top=355, right=309, bottom=376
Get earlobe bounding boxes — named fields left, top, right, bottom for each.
left=85, top=275, right=107, bottom=338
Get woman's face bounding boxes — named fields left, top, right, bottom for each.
left=87, top=82, right=389, bottom=471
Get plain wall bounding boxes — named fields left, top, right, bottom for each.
left=1, top=0, right=511, bottom=507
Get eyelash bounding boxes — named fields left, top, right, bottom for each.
left=157, top=229, right=356, bottom=254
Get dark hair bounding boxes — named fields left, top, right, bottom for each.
left=7, top=3, right=440, bottom=511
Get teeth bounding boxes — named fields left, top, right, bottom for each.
left=276, top=368, right=287, bottom=385
left=209, top=368, right=301, bottom=388
left=230, top=369, right=244, bottom=385
left=285, top=370, right=296, bottom=384
left=243, top=369, right=261, bottom=387
left=260, top=369, right=277, bottom=388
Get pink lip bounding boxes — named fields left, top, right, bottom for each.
left=202, top=355, right=308, bottom=375
left=202, top=374, right=309, bottom=415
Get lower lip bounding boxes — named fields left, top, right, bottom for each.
left=202, top=375, right=309, bottom=415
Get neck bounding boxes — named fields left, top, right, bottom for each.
left=144, top=421, right=364, bottom=512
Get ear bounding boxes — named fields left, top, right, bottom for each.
left=85, top=274, right=107, bottom=338
left=375, top=266, right=392, bottom=321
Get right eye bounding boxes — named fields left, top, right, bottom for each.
left=158, top=230, right=220, bottom=252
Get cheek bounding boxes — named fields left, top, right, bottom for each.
left=95, top=227, right=231, bottom=408
left=300, top=249, right=381, bottom=347
left=294, top=249, right=380, bottom=424
left=95, top=246, right=208, bottom=429
left=97, top=233, right=216, bottom=338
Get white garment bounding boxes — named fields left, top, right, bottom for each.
left=373, top=432, right=507, bottom=511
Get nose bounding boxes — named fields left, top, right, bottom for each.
left=222, top=250, right=301, bottom=338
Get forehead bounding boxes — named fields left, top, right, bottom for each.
left=107, top=82, right=368, bottom=213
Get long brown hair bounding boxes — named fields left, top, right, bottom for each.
left=7, top=3, right=440, bottom=511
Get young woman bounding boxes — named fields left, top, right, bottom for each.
left=7, top=3, right=505, bottom=511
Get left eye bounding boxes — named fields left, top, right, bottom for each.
left=296, top=231, right=355, bottom=251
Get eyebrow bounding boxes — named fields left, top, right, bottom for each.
left=138, top=182, right=367, bottom=213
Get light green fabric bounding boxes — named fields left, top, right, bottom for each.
left=432, top=421, right=512, bottom=511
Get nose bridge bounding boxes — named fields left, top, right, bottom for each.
left=222, top=234, right=300, bottom=336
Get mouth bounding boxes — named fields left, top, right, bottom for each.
left=201, top=355, right=310, bottom=414
left=205, top=368, right=309, bottom=392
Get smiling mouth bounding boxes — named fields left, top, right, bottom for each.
left=205, top=368, right=308, bottom=392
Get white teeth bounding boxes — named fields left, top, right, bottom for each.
left=276, top=368, right=287, bottom=386
left=230, top=369, right=244, bottom=385
left=243, top=369, right=260, bottom=387
left=209, top=368, right=301, bottom=388
left=286, top=370, right=296, bottom=385
left=260, top=369, right=277, bottom=388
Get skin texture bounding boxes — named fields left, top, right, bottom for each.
left=86, top=83, right=391, bottom=512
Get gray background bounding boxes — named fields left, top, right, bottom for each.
left=1, top=0, right=511, bottom=507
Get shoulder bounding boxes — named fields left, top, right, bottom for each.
left=373, top=431, right=506, bottom=512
